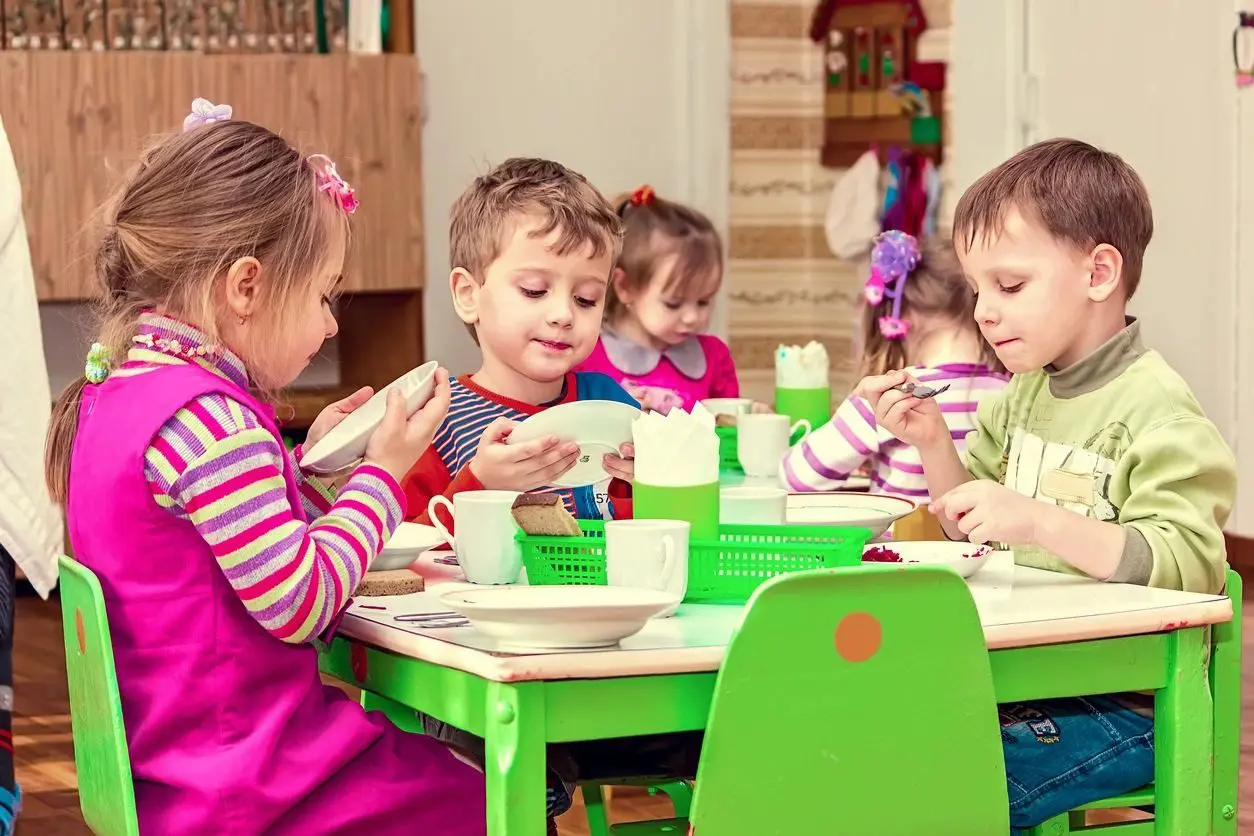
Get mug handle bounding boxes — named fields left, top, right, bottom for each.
left=655, top=535, right=677, bottom=590
left=427, top=495, right=456, bottom=549
left=790, top=418, right=813, bottom=439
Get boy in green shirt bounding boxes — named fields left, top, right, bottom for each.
left=860, top=138, right=1237, bottom=830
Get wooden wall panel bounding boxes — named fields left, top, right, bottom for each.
left=0, top=52, right=424, bottom=301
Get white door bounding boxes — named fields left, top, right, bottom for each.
left=1023, top=0, right=1238, bottom=443
left=415, top=0, right=731, bottom=375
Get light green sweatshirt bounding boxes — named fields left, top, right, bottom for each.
left=964, top=319, right=1236, bottom=594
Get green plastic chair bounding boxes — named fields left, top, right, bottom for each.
left=58, top=555, right=140, bottom=836
left=1024, top=568, right=1243, bottom=836
left=608, top=564, right=1010, bottom=835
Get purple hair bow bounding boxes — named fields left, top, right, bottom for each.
left=864, top=230, right=921, bottom=340
left=183, top=98, right=232, bottom=132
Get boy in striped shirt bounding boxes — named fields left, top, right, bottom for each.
left=401, top=158, right=640, bottom=524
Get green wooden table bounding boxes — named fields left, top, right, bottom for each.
left=320, top=558, right=1231, bottom=835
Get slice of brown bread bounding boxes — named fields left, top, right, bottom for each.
left=511, top=492, right=583, bottom=537
left=356, top=569, right=425, bottom=597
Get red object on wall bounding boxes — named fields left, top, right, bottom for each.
left=810, top=0, right=928, bottom=43
left=908, top=61, right=947, bottom=91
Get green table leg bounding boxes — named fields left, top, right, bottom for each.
left=1155, top=627, right=1212, bottom=834
left=485, top=681, right=548, bottom=836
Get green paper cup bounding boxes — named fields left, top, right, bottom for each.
left=775, top=386, right=832, bottom=431
left=633, top=481, right=719, bottom=541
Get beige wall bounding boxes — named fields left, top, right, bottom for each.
left=727, top=0, right=952, bottom=404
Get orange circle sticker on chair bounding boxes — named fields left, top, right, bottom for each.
left=834, top=612, right=881, bottom=662
left=75, top=609, right=87, bottom=654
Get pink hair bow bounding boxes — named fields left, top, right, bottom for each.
left=183, top=98, right=232, bottom=132
left=308, top=154, right=359, bottom=215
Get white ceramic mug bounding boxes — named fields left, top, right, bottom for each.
left=604, top=519, right=689, bottom=617
left=720, top=486, right=788, bottom=525
left=428, top=490, right=522, bottom=585
left=737, top=413, right=812, bottom=478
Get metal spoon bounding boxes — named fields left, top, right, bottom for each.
left=893, top=381, right=950, bottom=399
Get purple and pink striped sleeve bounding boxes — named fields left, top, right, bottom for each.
left=144, top=393, right=404, bottom=644
left=780, top=394, right=880, bottom=492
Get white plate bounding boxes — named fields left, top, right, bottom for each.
left=300, top=361, right=439, bottom=475
left=508, top=400, right=642, bottom=487
left=372, top=523, right=446, bottom=571
left=439, top=585, right=678, bottom=649
left=698, top=398, right=754, bottom=417
left=786, top=491, right=916, bottom=538
left=862, top=541, right=993, bottom=579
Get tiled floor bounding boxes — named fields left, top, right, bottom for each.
left=15, top=591, right=1252, bottom=834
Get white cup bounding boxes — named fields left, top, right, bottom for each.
left=428, top=490, right=522, bottom=585
left=720, top=486, right=788, bottom=525
left=737, top=413, right=811, bottom=478
left=605, top=519, right=689, bottom=617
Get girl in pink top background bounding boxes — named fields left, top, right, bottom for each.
left=577, top=185, right=740, bottom=413
left=781, top=230, right=1009, bottom=501
left=43, top=100, right=487, bottom=835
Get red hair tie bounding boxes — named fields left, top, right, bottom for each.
left=630, top=185, right=656, bottom=206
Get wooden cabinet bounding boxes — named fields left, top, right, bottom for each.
left=0, top=52, right=426, bottom=428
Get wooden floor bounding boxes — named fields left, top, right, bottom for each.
left=15, top=591, right=1254, bottom=835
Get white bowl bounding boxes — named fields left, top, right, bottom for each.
left=786, top=491, right=916, bottom=538
left=439, top=586, right=678, bottom=649
left=698, top=398, right=755, bottom=417
left=371, top=523, right=445, bottom=571
left=300, top=361, right=439, bottom=475
left=862, top=541, right=993, bottom=578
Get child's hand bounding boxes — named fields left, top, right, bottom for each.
left=306, top=386, right=374, bottom=451
left=749, top=401, right=773, bottom=414
left=856, top=370, right=947, bottom=449
left=603, top=442, right=634, bottom=482
left=468, top=417, right=581, bottom=491
left=930, top=481, right=1040, bottom=546
left=362, top=368, right=452, bottom=482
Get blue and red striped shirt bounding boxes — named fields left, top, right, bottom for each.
left=401, top=372, right=639, bottom=525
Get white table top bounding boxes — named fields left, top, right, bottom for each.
left=339, top=550, right=1233, bottom=684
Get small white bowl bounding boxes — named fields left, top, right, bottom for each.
left=699, top=397, right=755, bottom=417
left=786, top=491, right=916, bottom=539
left=300, top=361, right=439, bottom=475
left=862, top=541, right=993, bottom=579
left=371, top=523, right=445, bottom=571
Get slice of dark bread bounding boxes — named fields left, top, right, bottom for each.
left=511, top=492, right=583, bottom=537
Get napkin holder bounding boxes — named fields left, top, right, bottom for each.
left=632, top=409, right=721, bottom=540
left=775, top=342, right=833, bottom=429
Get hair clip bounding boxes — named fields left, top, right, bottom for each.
left=183, top=98, right=233, bottom=132
left=85, top=342, right=111, bottom=384
left=630, top=185, right=656, bottom=207
left=307, top=154, right=359, bottom=215
left=865, top=230, right=921, bottom=340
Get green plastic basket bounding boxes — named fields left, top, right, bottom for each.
left=517, top=520, right=873, bottom=603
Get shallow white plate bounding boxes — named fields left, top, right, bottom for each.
left=372, top=522, right=446, bottom=571
left=698, top=397, right=754, bottom=417
left=508, top=400, right=641, bottom=487
left=862, top=541, right=993, bottom=579
left=300, top=361, right=439, bottom=475
left=786, top=491, right=916, bottom=538
left=439, top=586, right=678, bottom=649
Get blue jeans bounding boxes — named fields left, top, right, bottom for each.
left=1003, top=696, right=1155, bottom=831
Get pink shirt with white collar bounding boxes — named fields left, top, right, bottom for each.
left=576, top=326, right=740, bottom=414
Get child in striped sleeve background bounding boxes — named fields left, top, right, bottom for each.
left=781, top=231, right=1008, bottom=501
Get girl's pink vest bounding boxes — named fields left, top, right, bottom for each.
left=68, top=363, right=485, bottom=835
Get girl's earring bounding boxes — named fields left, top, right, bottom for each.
left=238, top=315, right=246, bottom=325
